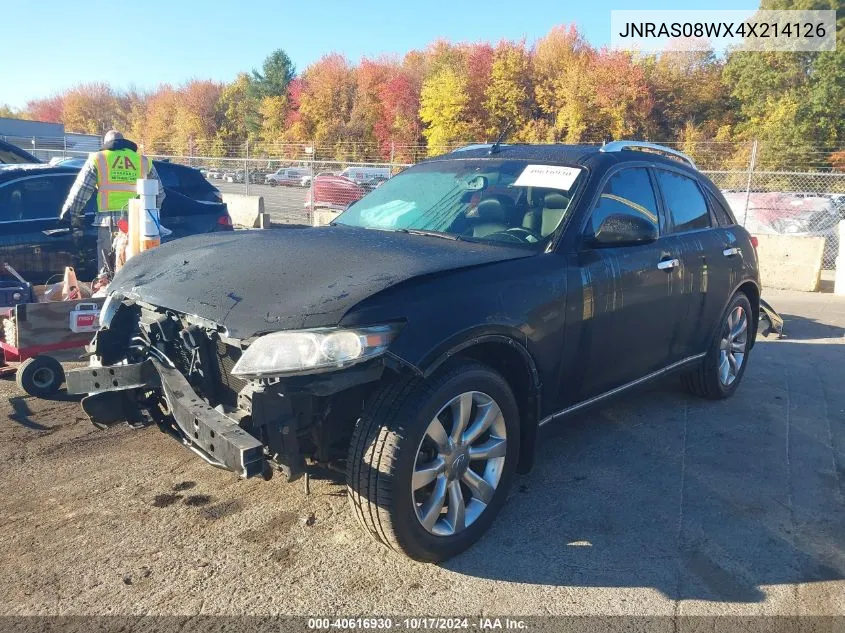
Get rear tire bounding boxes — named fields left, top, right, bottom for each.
left=346, top=360, right=520, bottom=562
left=683, top=292, right=753, bottom=400
left=17, top=356, right=65, bottom=398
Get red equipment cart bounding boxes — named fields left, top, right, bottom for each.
left=0, top=299, right=104, bottom=397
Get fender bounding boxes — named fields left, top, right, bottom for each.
left=390, top=325, right=543, bottom=475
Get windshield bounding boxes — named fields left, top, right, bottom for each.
left=335, top=159, right=584, bottom=245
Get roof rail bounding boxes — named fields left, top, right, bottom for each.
left=600, top=141, right=696, bottom=168
left=453, top=143, right=512, bottom=153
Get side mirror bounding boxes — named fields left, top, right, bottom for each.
left=590, top=213, right=658, bottom=246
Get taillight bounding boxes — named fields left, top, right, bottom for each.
left=217, top=214, right=233, bottom=228
left=750, top=236, right=759, bottom=249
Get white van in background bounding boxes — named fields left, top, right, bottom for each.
left=339, top=166, right=391, bottom=185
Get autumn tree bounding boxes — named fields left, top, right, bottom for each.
left=419, top=66, right=471, bottom=154
left=139, top=86, right=179, bottom=153
left=24, top=95, right=64, bottom=123
left=347, top=58, right=397, bottom=156
left=217, top=73, right=260, bottom=148
left=297, top=54, right=357, bottom=150
left=533, top=25, right=594, bottom=142
left=61, top=83, right=125, bottom=135
left=722, top=0, right=843, bottom=167
left=590, top=49, right=653, bottom=140
left=463, top=43, right=495, bottom=141
left=0, top=104, right=21, bottom=119
left=484, top=41, right=533, bottom=139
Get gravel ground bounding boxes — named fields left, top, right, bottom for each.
left=0, top=289, right=843, bottom=617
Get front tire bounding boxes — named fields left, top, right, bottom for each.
left=683, top=292, right=753, bottom=399
left=346, top=360, right=520, bottom=562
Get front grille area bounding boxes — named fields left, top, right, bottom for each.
left=212, top=338, right=247, bottom=405
left=140, top=306, right=246, bottom=407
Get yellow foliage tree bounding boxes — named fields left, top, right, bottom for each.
left=484, top=42, right=533, bottom=139
left=419, top=67, right=470, bottom=155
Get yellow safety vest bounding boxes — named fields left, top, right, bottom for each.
left=92, top=149, right=151, bottom=216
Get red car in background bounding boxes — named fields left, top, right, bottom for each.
left=305, top=175, right=366, bottom=211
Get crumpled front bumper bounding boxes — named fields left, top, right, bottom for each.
left=66, top=359, right=265, bottom=478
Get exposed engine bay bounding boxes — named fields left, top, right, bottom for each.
left=67, top=297, right=386, bottom=481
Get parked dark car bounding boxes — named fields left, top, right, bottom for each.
left=0, top=161, right=232, bottom=283
left=0, top=139, right=39, bottom=165
left=67, top=142, right=760, bottom=562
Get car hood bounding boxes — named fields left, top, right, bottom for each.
left=110, top=225, right=534, bottom=339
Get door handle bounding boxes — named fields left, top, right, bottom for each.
left=657, top=258, right=680, bottom=271
left=723, top=247, right=741, bottom=257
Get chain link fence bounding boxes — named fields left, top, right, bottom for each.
left=13, top=136, right=845, bottom=270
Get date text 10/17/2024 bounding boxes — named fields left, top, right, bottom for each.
left=307, top=617, right=528, bottom=630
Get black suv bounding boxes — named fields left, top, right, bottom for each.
left=68, top=142, right=760, bottom=562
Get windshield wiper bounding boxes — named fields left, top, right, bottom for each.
left=396, top=228, right=461, bottom=241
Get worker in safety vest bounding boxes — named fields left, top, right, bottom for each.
left=60, top=130, right=165, bottom=272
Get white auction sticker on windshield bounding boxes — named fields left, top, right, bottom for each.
left=513, top=165, right=582, bottom=190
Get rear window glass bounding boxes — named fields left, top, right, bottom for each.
left=656, top=170, right=711, bottom=233
left=157, top=165, right=179, bottom=189
left=706, top=192, right=735, bottom=226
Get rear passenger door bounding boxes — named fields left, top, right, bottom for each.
left=572, top=166, right=688, bottom=399
left=653, top=168, right=732, bottom=357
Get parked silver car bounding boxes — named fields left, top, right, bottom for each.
left=265, top=168, right=310, bottom=187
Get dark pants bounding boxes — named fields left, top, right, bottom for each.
left=97, top=225, right=112, bottom=273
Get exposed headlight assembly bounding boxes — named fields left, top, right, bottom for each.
left=231, top=324, right=401, bottom=377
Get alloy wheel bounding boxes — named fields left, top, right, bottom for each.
left=411, top=391, right=507, bottom=536
left=719, top=305, right=748, bottom=386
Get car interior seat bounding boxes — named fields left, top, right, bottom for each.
left=464, top=195, right=517, bottom=237
left=522, top=188, right=570, bottom=237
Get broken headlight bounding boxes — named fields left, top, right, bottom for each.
left=231, top=324, right=401, bottom=377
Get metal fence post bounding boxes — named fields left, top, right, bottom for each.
left=245, top=139, right=250, bottom=196
left=309, top=141, right=316, bottom=226
left=741, top=139, right=758, bottom=226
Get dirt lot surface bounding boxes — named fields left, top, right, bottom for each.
left=1, top=289, right=843, bottom=617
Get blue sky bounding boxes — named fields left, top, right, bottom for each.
left=3, top=0, right=757, bottom=109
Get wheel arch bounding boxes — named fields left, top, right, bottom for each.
left=734, top=279, right=760, bottom=347
left=418, top=334, right=542, bottom=475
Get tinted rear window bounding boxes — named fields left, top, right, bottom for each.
left=706, top=191, right=735, bottom=226
left=656, top=170, right=711, bottom=233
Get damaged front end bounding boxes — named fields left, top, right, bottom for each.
left=66, top=295, right=391, bottom=481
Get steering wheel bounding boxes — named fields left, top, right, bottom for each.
left=487, top=227, right=542, bottom=244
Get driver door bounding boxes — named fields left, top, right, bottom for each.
left=567, top=166, right=688, bottom=400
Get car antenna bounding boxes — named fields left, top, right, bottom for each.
left=488, top=122, right=513, bottom=155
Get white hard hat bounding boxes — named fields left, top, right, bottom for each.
left=103, top=129, right=124, bottom=145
